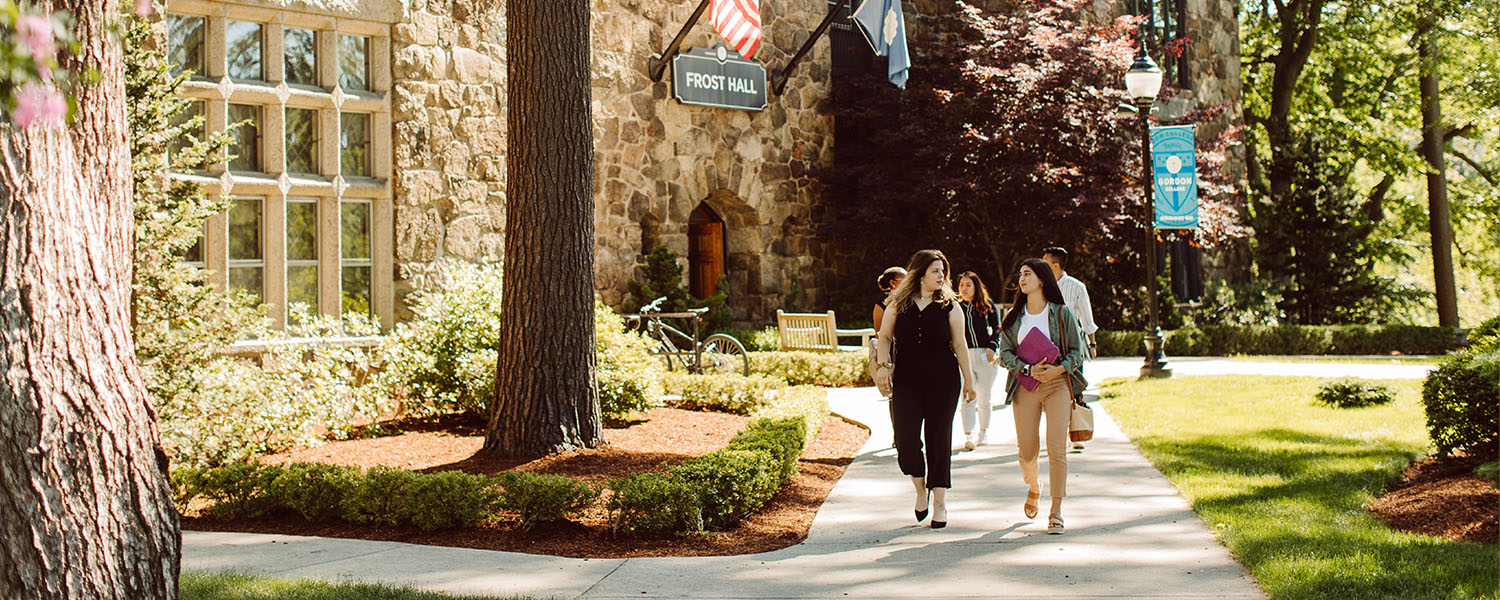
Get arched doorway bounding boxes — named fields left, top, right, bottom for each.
left=688, top=204, right=725, bottom=299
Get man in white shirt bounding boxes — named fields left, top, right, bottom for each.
left=1042, top=246, right=1097, bottom=450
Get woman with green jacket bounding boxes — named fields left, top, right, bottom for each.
left=996, top=258, right=1088, bottom=534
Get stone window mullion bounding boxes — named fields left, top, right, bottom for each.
left=206, top=15, right=227, bottom=79
left=265, top=103, right=286, bottom=175
left=264, top=22, right=285, bottom=83
left=318, top=195, right=341, bottom=318
left=318, top=22, right=339, bottom=90
left=265, top=193, right=288, bottom=327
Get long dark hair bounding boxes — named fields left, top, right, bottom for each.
left=957, top=271, right=994, bottom=317
left=887, top=249, right=959, bottom=312
left=1001, top=258, right=1067, bottom=330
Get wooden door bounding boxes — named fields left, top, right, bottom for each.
left=689, top=221, right=724, bottom=299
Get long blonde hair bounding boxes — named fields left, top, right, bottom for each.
left=887, top=249, right=960, bottom=313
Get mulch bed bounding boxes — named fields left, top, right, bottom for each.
left=182, top=407, right=870, bottom=558
left=1366, top=449, right=1499, bottom=544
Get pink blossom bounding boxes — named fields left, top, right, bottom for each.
left=14, top=14, right=57, bottom=64
left=135, top=0, right=154, bottom=17
left=13, top=83, right=67, bottom=128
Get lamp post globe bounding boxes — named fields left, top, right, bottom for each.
left=1125, top=51, right=1171, bottom=379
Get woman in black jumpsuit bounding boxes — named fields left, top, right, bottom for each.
left=873, top=250, right=976, bottom=528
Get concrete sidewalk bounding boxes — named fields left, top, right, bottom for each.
left=183, top=358, right=1429, bottom=598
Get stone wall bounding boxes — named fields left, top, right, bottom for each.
left=388, top=0, right=835, bottom=324
left=390, top=0, right=508, bottom=319
left=590, top=0, right=835, bottom=323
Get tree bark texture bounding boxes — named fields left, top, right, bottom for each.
left=484, top=0, right=601, bottom=458
left=0, top=1, right=181, bottom=598
left=1416, top=14, right=1459, bottom=327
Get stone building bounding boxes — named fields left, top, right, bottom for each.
left=162, top=0, right=1241, bottom=329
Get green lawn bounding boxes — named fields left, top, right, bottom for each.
left=180, top=572, right=547, bottom=600
left=1102, top=375, right=1498, bottom=600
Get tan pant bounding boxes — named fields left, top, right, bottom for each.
left=1012, top=376, right=1071, bottom=497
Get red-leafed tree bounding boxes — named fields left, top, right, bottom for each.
left=818, top=0, right=1245, bottom=328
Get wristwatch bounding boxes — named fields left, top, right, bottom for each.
left=1021, top=364, right=1032, bottom=377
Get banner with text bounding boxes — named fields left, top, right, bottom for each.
left=1150, top=125, right=1198, bottom=229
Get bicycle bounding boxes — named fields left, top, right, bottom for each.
left=627, top=296, right=750, bottom=376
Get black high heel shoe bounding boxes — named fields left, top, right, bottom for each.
left=915, top=489, right=930, bottom=522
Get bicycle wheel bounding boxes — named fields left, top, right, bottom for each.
left=700, top=334, right=750, bottom=376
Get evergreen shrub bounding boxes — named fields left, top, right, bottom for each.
left=1422, top=349, right=1499, bottom=456
left=496, top=472, right=600, bottom=531
left=408, top=471, right=504, bottom=530
left=670, top=450, right=779, bottom=530
left=269, top=463, right=361, bottom=522
left=1315, top=379, right=1396, bottom=408
left=663, top=372, right=788, bottom=414
left=342, top=466, right=420, bottom=526
left=605, top=473, right=703, bottom=536
left=749, top=351, right=871, bottom=386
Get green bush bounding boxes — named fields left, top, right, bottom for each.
left=1096, top=324, right=1461, bottom=357
left=342, top=466, right=420, bottom=526
left=407, top=471, right=504, bottom=530
left=268, top=463, right=361, bottom=522
left=750, top=386, right=828, bottom=441
left=671, top=450, right=779, bottom=530
left=749, top=351, right=871, bottom=386
left=193, top=463, right=284, bottom=520
left=1468, top=314, right=1500, bottom=352
left=727, top=417, right=809, bottom=483
left=1422, top=349, right=1499, bottom=456
left=605, top=473, right=703, bottom=536
left=379, top=259, right=506, bottom=417
left=623, top=245, right=732, bottom=333
left=496, top=472, right=600, bottom=531
left=595, top=299, right=667, bottom=424
left=1315, top=379, right=1396, bottom=408
left=663, top=372, right=788, bottom=414
left=720, top=327, right=781, bottom=352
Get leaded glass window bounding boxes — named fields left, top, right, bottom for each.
left=226, top=20, right=264, bottom=81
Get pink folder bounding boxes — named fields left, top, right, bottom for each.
left=1015, top=327, right=1060, bottom=392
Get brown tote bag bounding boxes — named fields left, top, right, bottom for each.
left=1058, top=306, right=1094, bottom=442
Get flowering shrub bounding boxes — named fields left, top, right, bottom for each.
left=378, top=258, right=506, bottom=416
left=0, top=0, right=87, bottom=127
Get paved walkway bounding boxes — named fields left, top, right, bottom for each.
left=181, top=357, right=1434, bottom=598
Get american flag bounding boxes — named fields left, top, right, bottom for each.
left=710, top=0, right=762, bottom=59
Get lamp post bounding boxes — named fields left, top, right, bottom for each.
left=1125, top=51, right=1172, bottom=378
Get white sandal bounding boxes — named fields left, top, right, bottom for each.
left=1047, top=514, right=1065, bottom=535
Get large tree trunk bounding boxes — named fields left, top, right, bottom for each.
left=0, top=0, right=181, bottom=597
left=1416, top=13, right=1459, bottom=328
left=484, top=0, right=601, bottom=458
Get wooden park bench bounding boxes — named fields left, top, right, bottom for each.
left=775, top=310, right=876, bottom=352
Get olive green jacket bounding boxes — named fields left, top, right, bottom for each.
left=997, top=302, right=1088, bottom=400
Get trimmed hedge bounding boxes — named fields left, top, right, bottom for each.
left=663, top=371, right=788, bottom=414
left=177, top=388, right=833, bottom=536
left=1097, top=324, right=1461, bottom=357
left=174, top=463, right=502, bottom=530
left=1422, top=349, right=1499, bottom=456
left=749, top=350, right=871, bottom=387
left=608, top=416, right=810, bottom=535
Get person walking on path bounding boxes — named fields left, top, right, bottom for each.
left=874, top=250, right=977, bottom=529
left=1042, top=246, right=1098, bottom=450
left=957, top=271, right=1001, bottom=451
left=872, top=266, right=907, bottom=328
left=997, top=258, right=1088, bottom=534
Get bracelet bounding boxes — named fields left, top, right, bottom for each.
left=876, top=361, right=894, bottom=370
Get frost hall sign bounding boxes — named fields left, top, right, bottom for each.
left=671, top=46, right=768, bottom=112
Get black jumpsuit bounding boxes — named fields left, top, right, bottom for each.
left=891, top=299, right=962, bottom=488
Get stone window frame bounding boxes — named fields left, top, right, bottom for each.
left=165, top=0, right=394, bottom=331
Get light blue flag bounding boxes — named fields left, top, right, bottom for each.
left=851, top=0, right=910, bottom=89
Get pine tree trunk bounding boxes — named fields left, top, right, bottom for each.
left=1417, top=13, right=1459, bottom=328
left=0, top=1, right=181, bottom=597
left=484, top=0, right=601, bottom=458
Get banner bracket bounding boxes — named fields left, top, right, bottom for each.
left=772, top=0, right=850, bottom=95
left=649, top=0, right=714, bottom=82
